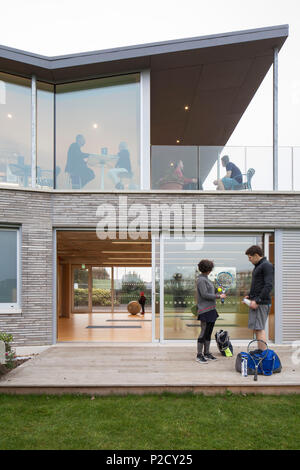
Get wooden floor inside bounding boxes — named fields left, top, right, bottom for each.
left=57, top=310, right=255, bottom=342
left=57, top=312, right=152, bottom=342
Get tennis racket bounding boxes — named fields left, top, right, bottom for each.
left=216, top=271, right=233, bottom=304
left=247, top=339, right=269, bottom=381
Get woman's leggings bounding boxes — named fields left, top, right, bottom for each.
left=197, top=321, right=215, bottom=355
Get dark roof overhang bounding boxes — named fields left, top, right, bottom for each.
left=0, top=24, right=288, bottom=146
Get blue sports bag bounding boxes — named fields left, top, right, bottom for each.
left=235, top=340, right=282, bottom=379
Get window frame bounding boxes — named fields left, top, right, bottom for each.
left=0, top=226, right=21, bottom=314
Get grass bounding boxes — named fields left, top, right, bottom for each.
left=0, top=393, right=299, bottom=450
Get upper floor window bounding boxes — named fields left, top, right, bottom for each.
left=0, top=73, right=31, bottom=188
left=55, top=73, right=140, bottom=190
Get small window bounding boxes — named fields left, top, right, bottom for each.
left=0, top=228, right=20, bottom=313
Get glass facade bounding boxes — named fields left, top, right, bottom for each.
left=113, top=267, right=151, bottom=313
left=151, top=145, right=300, bottom=191
left=0, top=71, right=299, bottom=192
left=151, top=146, right=199, bottom=190
left=0, top=229, right=18, bottom=306
left=0, top=72, right=31, bottom=188
left=73, top=266, right=89, bottom=312
left=151, top=146, right=275, bottom=191
left=160, top=233, right=264, bottom=340
left=37, top=82, right=54, bottom=189
left=92, top=267, right=112, bottom=312
left=55, top=74, right=140, bottom=190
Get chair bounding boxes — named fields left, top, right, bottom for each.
left=69, top=175, right=82, bottom=189
left=119, top=170, right=137, bottom=189
left=234, top=168, right=255, bottom=190
left=8, top=163, right=31, bottom=187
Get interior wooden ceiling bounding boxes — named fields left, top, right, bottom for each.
left=57, top=231, right=152, bottom=266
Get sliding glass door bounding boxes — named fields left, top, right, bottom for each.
left=156, top=232, right=273, bottom=341
left=72, top=266, right=90, bottom=312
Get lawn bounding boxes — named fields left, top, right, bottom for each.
left=0, top=393, right=299, bottom=450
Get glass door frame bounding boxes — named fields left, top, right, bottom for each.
left=71, top=264, right=92, bottom=313
left=71, top=265, right=115, bottom=313
left=155, top=230, right=274, bottom=343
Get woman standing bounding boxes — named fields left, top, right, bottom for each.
left=196, top=259, right=226, bottom=364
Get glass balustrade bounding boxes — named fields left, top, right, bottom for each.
left=151, top=145, right=300, bottom=192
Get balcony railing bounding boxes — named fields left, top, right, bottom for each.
left=151, top=146, right=300, bottom=192
left=0, top=146, right=299, bottom=191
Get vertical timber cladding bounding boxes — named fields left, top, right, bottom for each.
left=282, top=230, right=300, bottom=341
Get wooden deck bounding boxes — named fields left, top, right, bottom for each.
left=1, top=343, right=299, bottom=395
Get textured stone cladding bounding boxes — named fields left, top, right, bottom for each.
left=1, top=188, right=300, bottom=345
left=0, top=190, right=52, bottom=345
left=52, top=191, right=300, bottom=228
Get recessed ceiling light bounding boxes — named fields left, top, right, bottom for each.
left=92, top=123, right=98, bottom=129
left=7, top=113, right=12, bottom=119
left=176, top=139, right=180, bottom=144
left=184, top=105, right=189, bottom=110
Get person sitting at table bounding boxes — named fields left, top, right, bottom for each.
left=107, top=142, right=132, bottom=189
left=65, top=134, right=95, bottom=189
left=174, top=160, right=198, bottom=189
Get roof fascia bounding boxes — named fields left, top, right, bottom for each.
left=0, top=24, right=289, bottom=71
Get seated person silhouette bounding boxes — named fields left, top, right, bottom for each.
left=65, top=134, right=95, bottom=189
left=107, top=142, right=132, bottom=189
left=174, top=160, right=198, bottom=189
left=213, top=155, right=242, bottom=190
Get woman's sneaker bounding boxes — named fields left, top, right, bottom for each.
left=204, top=353, right=217, bottom=361
left=196, top=354, right=208, bottom=364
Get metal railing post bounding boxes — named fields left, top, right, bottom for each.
left=31, top=75, right=37, bottom=188
left=273, top=48, right=279, bottom=191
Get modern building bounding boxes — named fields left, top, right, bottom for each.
left=0, top=24, right=299, bottom=346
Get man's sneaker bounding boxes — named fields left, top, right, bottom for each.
left=204, top=353, right=218, bottom=361
left=196, top=354, right=208, bottom=364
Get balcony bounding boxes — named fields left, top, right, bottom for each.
left=0, top=146, right=299, bottom=192
left=151, top=146, right=300, bottom=192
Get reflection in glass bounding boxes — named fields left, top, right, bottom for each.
left=278, top=147, right=292, bottom=190
left=0, top=73, right=31, bottom=188
left=154, top=236, right=160, bottom=340
left=0, top=230, right=17, bottom=303
left=55, top=74, right=140, bottom=190
left=292, top=147, right=300, bottom=191
left=92, top=267, right=112, bottom=312
left=37, top=82, right=54, bottom=188
left=151, top=146, right=198, bottom=190
left=245, top=147, right=273, bottom=190
left=152, top=145, right=295, bottom=191
left=114, top=267, right=151, bottom=313
left=73, top=267, right=89, bottom=311
left=199, top=146, right=220, bottom=190
left=163, top=234, right=263, bottom=340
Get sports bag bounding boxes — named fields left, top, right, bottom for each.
left=215, top=329, right=233, bottom=357
left=235, top=340, right=282, bottom=379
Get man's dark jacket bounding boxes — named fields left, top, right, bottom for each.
left=249, top=257, right=274, bottom=305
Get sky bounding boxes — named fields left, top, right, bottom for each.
left=1, top=0, right=300, bottom=146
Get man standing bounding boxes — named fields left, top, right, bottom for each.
left=245, top=245, right=274, bottom=349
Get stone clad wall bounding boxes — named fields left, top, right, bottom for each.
left=0, top=190, right=52, bottom=345
left=52, top=191, right=300, bottom=229
left=1, top=188, right=300, bottom=345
